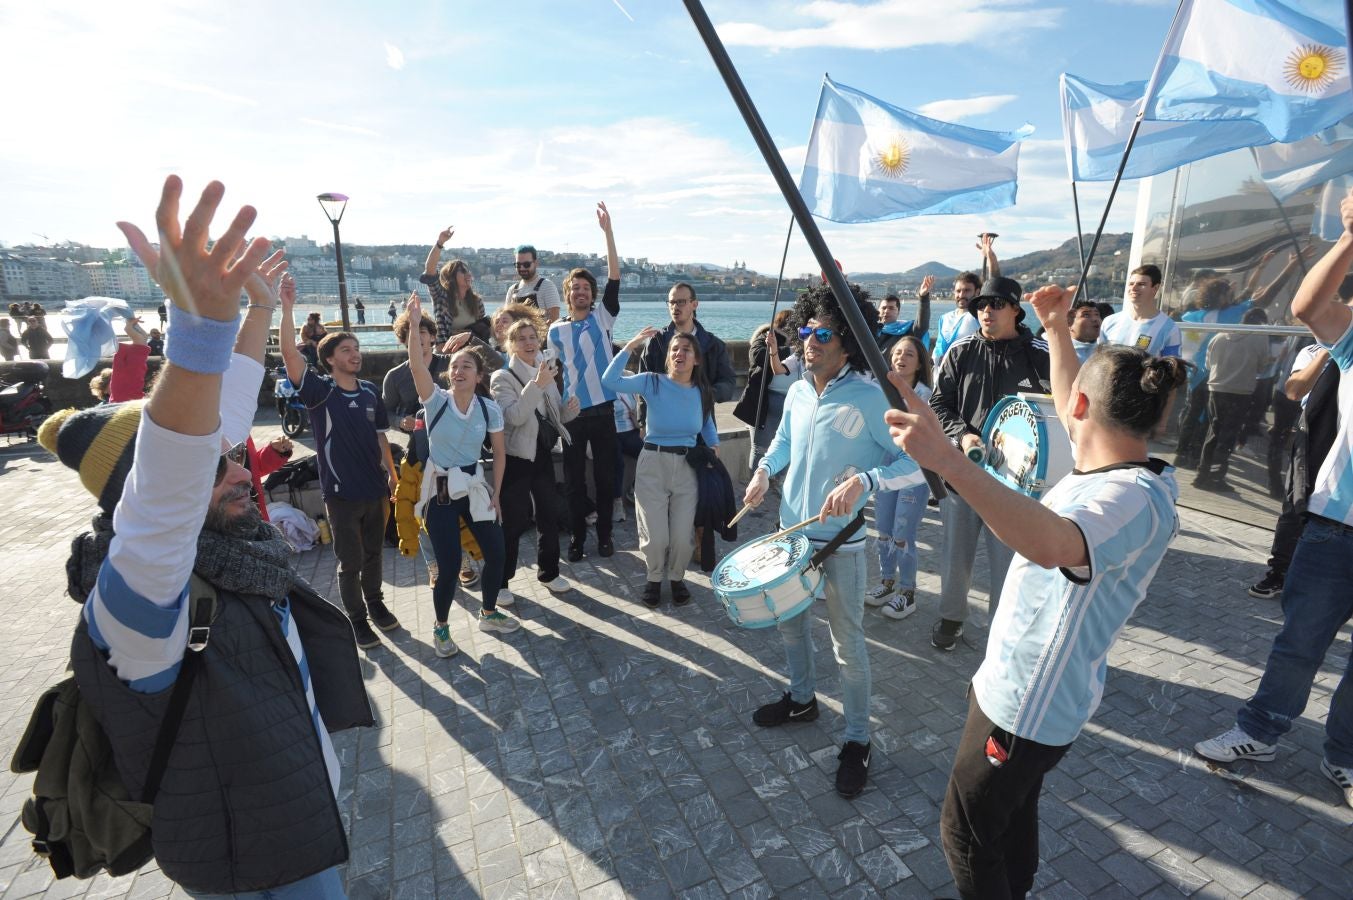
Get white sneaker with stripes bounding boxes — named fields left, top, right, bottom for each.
left=1194, top=725, right=1276, bottom=763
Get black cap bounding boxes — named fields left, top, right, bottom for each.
left=970, top=276, right=1025, bottom=323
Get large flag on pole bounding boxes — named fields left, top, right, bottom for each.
left=1061, top=72, right=1274, bottom=181
left=798, top=76, right=1032, bottom=224
left=1141, top=0, right=1353, bottom=143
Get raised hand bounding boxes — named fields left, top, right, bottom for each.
left=920, top=274, right=935, bottom=295
left=437, top=226, right=454, bottom=246
left=279, top=273, right=296, bottom=313
left=116, top=176, right=270, bottom=322
left=596, top=201, right=612, bottom=234
left=441, top=332, right=472, bottom=355
left=1342, top=187, right=1353, bottom=235
left=625, top=325, right=658, bottom=352
left=124, top=317, right=148, bottom=345
left=245, top=249, right=288, bottom=309
left=977, top=233, right=997, bottom=257
left=1026, top=284, right=1075, bottom=332
left=406, top=293, right=424, bottom=326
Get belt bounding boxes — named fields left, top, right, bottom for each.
left=1308, top=513, right=1353, bottom=535
left=643, top=442, right=689, bottom=455
left=577, top=401, right=614, bottom=419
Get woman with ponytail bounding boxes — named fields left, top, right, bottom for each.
left=884, top=284, right=1190, bottom=900
left=602, top=327, right=718, bottom=608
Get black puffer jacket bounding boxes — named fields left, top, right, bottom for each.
left=72, top=580, right=372, bottom=894
left=929, top=325, right=1050, bottom=441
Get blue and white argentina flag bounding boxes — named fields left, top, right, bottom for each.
left=1311, top=172, right=1353, bottom=238
left=1252, top=118, right=1353, bottom=199
left=1142, top=0, right=1353, bottom=143
left=1061, top=73, right=1274, bottom=181
left=798, top=76, right=1032, bottom=224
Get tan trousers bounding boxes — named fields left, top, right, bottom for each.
left=634, top=448, right=698, bottom=583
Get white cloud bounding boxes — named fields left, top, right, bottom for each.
left=384, top=41, right=405, bottom=70
left=717, top=0, right=1060, bottom=50
left=916, top=95, right=1020, bottom=122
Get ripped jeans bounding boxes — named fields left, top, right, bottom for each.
left=874, top=482, right=929, bottom=590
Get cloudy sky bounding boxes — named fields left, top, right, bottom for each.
left=0, top=0, right=1343, bottom=275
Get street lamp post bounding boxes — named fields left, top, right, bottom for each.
left=317, top=192, right=351, bottom=331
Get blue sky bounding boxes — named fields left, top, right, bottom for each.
left=0, top=0, right=1343, bottom=276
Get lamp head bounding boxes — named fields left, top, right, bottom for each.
left=317, top=192, right=349, bottom=224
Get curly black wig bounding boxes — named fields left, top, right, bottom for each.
left=790, top=282, right=879, bottom=373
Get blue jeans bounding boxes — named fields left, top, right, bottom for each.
left=777, top=548, right=870, bottom=743
left=187, top=866, right=344, bottom=899
left=425, top=496, right=505, bottom=621
left=874, top=482, right=929, bottom=590
left=1237, top=516, right=1353, bottom=767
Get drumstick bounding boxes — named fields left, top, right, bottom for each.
left=727, top=501, right=754, bottom=529
left=763, top=516, right=818, bottom=543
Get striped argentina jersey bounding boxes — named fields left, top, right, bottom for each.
left=548, top=279, right=620, bottom=410
left=972, top=461, right=1179, bottom=746
left=1099, top=310, right=1182, bottom=357
left=1307, top=319, right=1353, bottom=525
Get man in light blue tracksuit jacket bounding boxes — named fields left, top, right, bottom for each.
left=744, top=282, right=924, bottom=799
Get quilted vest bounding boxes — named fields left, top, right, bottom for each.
left=70, top=580, right=372, bottom=894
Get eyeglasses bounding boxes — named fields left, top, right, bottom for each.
left=214, top=441, right=249, bottom=486
left=667, top=298, right=693, bottom=307
left=972, top=298, right=1011, bottom=312
left=798, top=326, right=838, bottom=343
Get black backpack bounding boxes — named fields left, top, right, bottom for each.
left=9, top=579, right=217, bottom=879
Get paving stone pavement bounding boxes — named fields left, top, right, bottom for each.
left=0, top=409, right=1350, bottom=899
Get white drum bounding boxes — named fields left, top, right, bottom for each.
left=980, top=393, right=1073, bottom=499
left=712, top=532, right=823, bottom=628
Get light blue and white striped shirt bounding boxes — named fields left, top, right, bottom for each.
left=1308, top=319, right=1353, bottom=526
left=1099, top=310, right=1182, bottom=358
left=548, top=279, right=620, bottom=411
left=934, top=308, right=978, bottom=361
left=973, top=461, right=1179, bottom=746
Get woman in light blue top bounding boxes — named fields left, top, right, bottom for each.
left=866, top=335, right=934, bottom=622
left=406, top=295, right=515, bottom=656
left=602, top=327, right=718, bottom=608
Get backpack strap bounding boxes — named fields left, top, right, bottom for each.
left=141, top=576, right=216, bottom=804
left=808, top=510, right=866, bottom=570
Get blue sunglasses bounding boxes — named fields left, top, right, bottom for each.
left=798, top=326, right=838, bottom=344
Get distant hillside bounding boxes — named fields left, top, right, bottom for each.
left=851, top=235, right=1132, bottom=287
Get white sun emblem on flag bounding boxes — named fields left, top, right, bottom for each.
left=1283, top=43, right=1344, bottom=93
left=874, top=135, right=910, bottom=178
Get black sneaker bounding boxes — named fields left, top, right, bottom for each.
left=670, top=581, right=691, bottom=606
left=367, top=599, right=400, bottom=632
left=598, top=537, right=614, bottom=558
left=752, top=692, right=819, bottom=727
left=642, top=582, right=662, bottom=608
left=931, top=618, right=964, bottom=651
left=836, top=741, right=871, bottom=798
left=350, top=618, right=381, bottom=650
left=1248, top=572, right=1284, bottom=599
left=567, top=542, right=585, bottom=563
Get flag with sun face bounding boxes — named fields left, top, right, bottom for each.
left=1142, top=0, right=1353, bottom=143
left=798, top=76, right=1033, bottom=224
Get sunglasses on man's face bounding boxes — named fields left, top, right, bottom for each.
left=798, top=326, right=838, bottom=344
left=214, top=441, right=249, bottom=486
left=972, top=298, right=1011, bottom=312
left=515, top=262, right=533, bottom=269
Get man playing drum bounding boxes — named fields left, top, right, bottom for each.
left=743, top=282, right=924, bottom=799
left=885, top=284, right=1189, bottom=899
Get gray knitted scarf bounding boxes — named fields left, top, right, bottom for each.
left=68, top=513, right=295, bottom=604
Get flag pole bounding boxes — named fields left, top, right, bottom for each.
left=1071, top=0, right=1189, bottom=303
left=1071, top=182, right=1088, bottom=266
left=681, top=0, right=948, bottom=499
left=1264, top=189, right=1311, bottom=278
left=752, top=215, right=797, bottom=439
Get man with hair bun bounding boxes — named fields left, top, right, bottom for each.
left=886, top=283, right=1188, bottom=900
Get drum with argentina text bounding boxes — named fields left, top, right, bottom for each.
left=712, top=532, right=823, bottom=628
left=980, top=393, right=1073, bottom=499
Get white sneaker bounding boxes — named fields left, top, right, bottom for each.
left=614, top=498, right=626, bottom=522
left=1322, top=759, right=1353, bottom=809
left=495, top=589, right=515, bottom=607
left=865, top=582, right=895, bottom=606
left=542, top=575, right=571, bottom=593
left=432, top=623, right=458, bottom=658
left=882, top=590, right=916, bottom=620
left=479, top=610, right=521, bottom=634
left=1194, top=725, right=1277, bottom=762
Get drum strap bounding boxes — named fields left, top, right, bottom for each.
left=808, top=510, right=866, bottom=569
